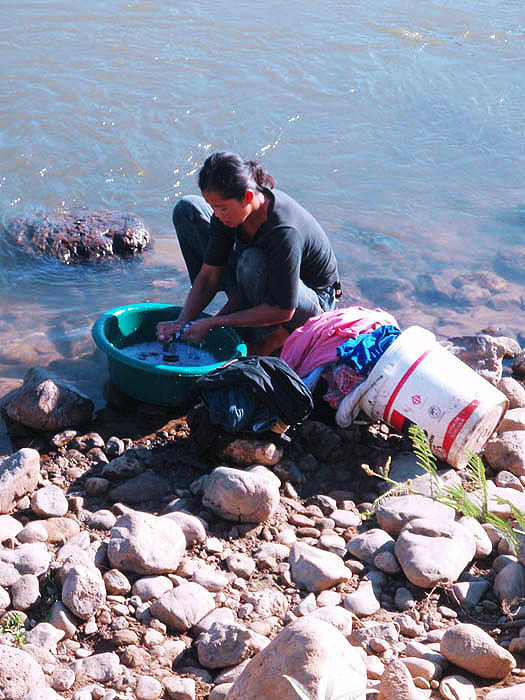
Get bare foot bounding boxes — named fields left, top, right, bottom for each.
left=246, top=326, right=290, bottom=356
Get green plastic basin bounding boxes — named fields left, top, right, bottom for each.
left=92, top=302, right=247, bottom=406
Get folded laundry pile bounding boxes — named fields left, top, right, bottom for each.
left=280, top=306, right=401, bottom=425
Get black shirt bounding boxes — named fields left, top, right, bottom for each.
left=203, top=188, right=339, bottom=309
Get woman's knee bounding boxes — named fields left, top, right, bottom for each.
left=172, top=195, right=204, bottom=231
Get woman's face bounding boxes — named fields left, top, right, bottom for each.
left=202, top=189, right=252, bottom=228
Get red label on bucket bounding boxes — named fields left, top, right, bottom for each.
left=442, top=400, right=480, bottom=457
left=384, top=348, right=432, bottom=424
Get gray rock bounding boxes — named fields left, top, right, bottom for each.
left=103, top=569, right=131, bottom=595
left=446, top=334, right=506, bottom=384
left=0, top=644, right=47, bottom=699
left=136, top=675, right=163, bottom=700
left=493, top=561, right=525, bottom=606
left=73, top=651, right=122, bottom=682
left=377, top=658, right=428, bottom=699
left=6, top=208, right=151, bottom=262
left=17, top=521, right=48, bottom=544
left=485, top=432, right=525, bottom=476
left=202, top=465, right=281, bottom=523
left=350, top=621, right=400, bottom=649
left=346, top=528, right=394, bottom=563
left=440, top=623, right=515, bottom=679
left=162, top=512, right=207, bottom=546
left=25, top=622, right=65, bottom=652
left=395, top=517, right=476, bottom=588
left=498, top=408, right=525, bottom=433
left=228, top=616, right=366, bottom=700
left=30, top=485, right=69, bottom=518
left=163, top=676, right=196, bottom=700
left=11, top=573, right=40, bottom=610
left=150, top=581, right=215, bottom=632
left=220, top=438, right=283, bottom=467
left=0, top=514, right=23, bottom=542
left=132, top=575, right=173, bottom=602
left=498, top=377, right=525, bottom=410
left=107, top=511, right=186, bottom=575
left=343, top=579, right=380, bottom=617
left=376, top=494, right=455, bottom=538
left=87, top=509, right=117, bottom=530
left=0, top=542, right=52, bottom=576
left=451, top=580, right=491, bottom=608
left=0, top=448, right=41, bottom=514
left=4, top=368, right=93, bottom=430
left=439, top=675, right=476, bottom=700
left=197, top=621, right=269, bottom=669
left=62, top=564, right=106, bottom=619
left=458, top=515, right=493, bottom=558
left=109, top=470, right=171, bottom=504
left=226, top=552, right=256, bottom=579
left=0, top=560, right=21, bottom=586
left=49, top=601, right=78, bottom=638
left=485, top=684, right=525, bottom=699
left=102, top=449, right=145, bottom=479
left=193, top=607, right=238, bottom=636
left=289, top=541, right=350, bottom=592
left=308, top=605, right=354, bottom=639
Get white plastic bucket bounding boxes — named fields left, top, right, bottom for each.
left=359, top=326, right=508, bottom=468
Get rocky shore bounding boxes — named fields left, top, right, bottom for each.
left=0, top=333, right=524, bottom=700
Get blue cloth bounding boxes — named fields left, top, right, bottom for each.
left=336, top=325, right=401, bottom=375
left=204, top=386, right=277, bottom=433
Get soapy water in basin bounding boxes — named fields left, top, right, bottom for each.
left=119, top=341, right=217, bottom=367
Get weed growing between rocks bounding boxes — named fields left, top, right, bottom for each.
left=362, top=424, right=525, bottom=551
left=0, top=611, right=26, bottom=646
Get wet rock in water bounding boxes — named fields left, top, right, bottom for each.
left=440, top=623, right=516, bottom=679
left=0, top=448, right=40, bottom=514
left=497, top=245, right=525, bottom=281
left=358, top=276, right=413, bottom=309
left=4, top=367, right=94, bottom=431
left=5, top=208, right=151, bottom=263
left=514, top=352, right=525, bottom=379
left=444, top=334, right=509, bottom=384
left=228, top=616, right=367, bottom=700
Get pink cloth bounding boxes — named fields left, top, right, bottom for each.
left=280, top=306, right=399, bottom=377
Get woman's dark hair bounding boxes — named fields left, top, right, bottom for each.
left=198, top=152, right=275, bottom=200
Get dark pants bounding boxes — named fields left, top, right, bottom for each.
left=173, top=195, right=336, bottom=340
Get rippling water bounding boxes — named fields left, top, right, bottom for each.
left=1, top=0, right=524, bottom=407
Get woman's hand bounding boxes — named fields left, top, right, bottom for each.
left=181, top=318, right=214, bottom=344
left=156, top=320, right=183, bottom=342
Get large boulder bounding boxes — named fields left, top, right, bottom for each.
left=4, top=368, right=93, bottom=430
left=107, top=511, right=186, bottom=574
left=440, top=623, right=516, bottom=679
left=0, top=644, right=47, bottom=699
left=5, top=209, right=151, bottom=263
left=0, top=448, right=40, bottom=514
left=202, top=465, right=280, bottom=523
left=228, top=616, right=367, bottom=700
left=394, top=517, right=476, bottom=588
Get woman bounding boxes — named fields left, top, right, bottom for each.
left=157, top=151, right=340, bottom=355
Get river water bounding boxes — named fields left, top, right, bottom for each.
left=1, top=0, right=524, bottom=410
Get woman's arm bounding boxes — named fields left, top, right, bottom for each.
left=156, top=264, right=223, bottom=340
left=182, top=302, right=294, bottom=343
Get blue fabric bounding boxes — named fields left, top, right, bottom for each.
left=336, top=325, right=401, bottom=375
left=204, top=386, right=277, bottom=433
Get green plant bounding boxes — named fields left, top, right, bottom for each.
left=283, top=674, right=364, bottom=700
left=0, top=611, right=26, bottom=646
left=361, top=424, right=525, bottom=552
